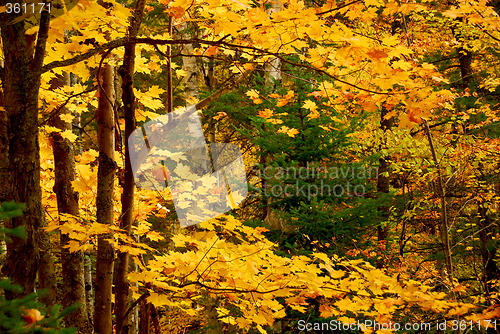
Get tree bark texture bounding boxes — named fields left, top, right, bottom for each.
left=0, top=59, right=10, bottom=205
left=182, top=28, right=199, bottom=104
left=94, top=62, right=116, bottom=334
left=0, top=3, right=54, bottom=300
left=0, top=59, right=9, bottom=275
left=50, top=72, right=92, bottom=332
left=115, top=1, right=146, bottom=333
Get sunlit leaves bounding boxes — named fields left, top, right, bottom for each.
left=277, top=126, right=299, bottom=137
left=123, top=215, right=477, bottom=330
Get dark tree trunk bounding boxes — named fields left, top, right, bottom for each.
left=0, top=2, right=54, bottom=299
left=0, top=59, right=9, bottom=277
left=376, top=106, right=393, bottom=268
left=0, top=60, right=9, bottom=204
left=478, top=206, right=500, bottom=296
left=139, top=300, right=150, bottom=334
left=458, top=46, right=472, bottom=88
left=115, top=1, right=146, bottom=333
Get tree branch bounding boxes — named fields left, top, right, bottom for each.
left=38, top=87, right=95, bottom=126
left=42, top=37, right=392, bottom=95
left=31, top=4, right=51, bottom=74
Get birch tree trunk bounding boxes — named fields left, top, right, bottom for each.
left=94, top=62, right=116, bottom=334
left=264, top=0, right=282, bottom=89
left=262, top=0, right=282, bottom=230
left=182, top=38, right=199, bottom=104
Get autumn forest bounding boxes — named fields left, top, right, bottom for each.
left=0, top=0, right=500, bottom=333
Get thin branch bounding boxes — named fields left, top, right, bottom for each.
left=316, top=0, right=363, bottom=16
left=429, top=56, right=459, bottom=63
left=80, top=113, right=97, bottom=132
left=38, top=88, right=95, bottom=126
left=42, top=37, right=392, bottom=95
left=31, top=5, right=51, bottom=74
left=478, top=24, right=500, bottom=42
left=180, top=237, right=219, bottom=281
left=72, top=124, right=99, bottom=150
left=423, top=120, right=453, bottom=279
left=119, top=292, right=150, bottom=334
left=410, top=119, right=450, bottom=136
left=42, top=37, right=129, bottom=73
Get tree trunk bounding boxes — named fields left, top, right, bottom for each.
left=423, top=121, right=453, bottom=279
left=182, top=29, right=199, bottom=104
left=37, top=214, right=57, bottom=309
left=84, top=254, right=94, bottom=325
left=139, top=299, right=150, bottom=334
left=115, top=1, right=146, bottom=333
left=0, top=3, right=53, bottom=300
left=0, top=59, right=9, bottom=276
left=203, top=294, right=222, bottom=334
left=0, top=59, right=9, bottom=205
left=94, top=62, right=116, bottom=334
left=50, top=72, right=91, bottom=332
left=264, top=0, right=282, bottom=89
left=478, top=205, right=500, bottom=294
left=375, top=106, right=393, bottom=268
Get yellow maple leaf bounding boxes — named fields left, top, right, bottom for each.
left=302, top=99, right=317, bottom=111
left=147, top=85, right=165, bottom=97
left=258, top=108, right=274, bottom=118
left=392, top=59, right=412, bottom=71
left=205, top=46, right=218, bottom=56
left=335, top=297, right=353, bottom=312
left=77, top=149, right=98, bottom=164
left=246, top=89, right=260, bottom=99
left=42, top=125, right=60, bottom=134
left=421, top=62, right=436, bottom=70
left=319, top=125, right=331, bottom=131
left=145, top=231, right=165, bottom=242
left=243, top=63, right=254, bottom=70
left=135, top=221, right=151, bottom=236
left=59, top=114, right=74, bottom=123
left=60, top=130, right=78, bottom=142
left=313, top=252, right=330, bottom=263
left=277, top=126, right=299, bottom=137
left=307, top=110, right=320, bottom=119
left=319, top=305, right=336, bottom=318
left=148, top=292, right=177, bottom=307
left=276, top=98, right=289, bottom=107
left=175, top=69, right=187, bottom=77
